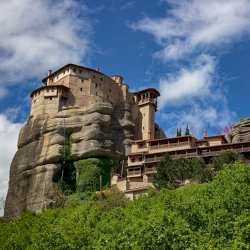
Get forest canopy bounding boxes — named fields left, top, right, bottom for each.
left=0, top=161, right=249, bottom=249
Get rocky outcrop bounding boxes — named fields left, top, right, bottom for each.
left=5, top=102, right=135, bottom=217
left=231, top=117, right=250, bottom=143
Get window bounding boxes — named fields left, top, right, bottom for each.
left=33, top=100, right=36, bottom=104
left=131, top=158, right=135, bottom=162
left=96, top=83, right=98, bottom=88
left=79, top=70, right=82, bottom=73
left=50, top=97, right=52, bottom=100
left=100, top=77, right=103, bottom=81
left=93, top=75, right=95, bottom=78
left=139, top=157, right=143, bottom=161
left=80, top=88, right=83, bottom=91
left=82, top=79, right=84, bottom=83
left=143, top=127, right=144, bottom=130
left=96, top=92, right=98, bottom=95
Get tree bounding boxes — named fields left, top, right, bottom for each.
left=75, top=157, right=113, bottom=192
left=185, top=125, right=190, bottom=136
left=212, top=150, right=243, bottom=171
left=223, top=122, right=234, bottom=142
left=176, top=127, right=182, bottom=137
left=153, top=155, right=212, bottom=189
left=53, top=140, right=76, bottom=193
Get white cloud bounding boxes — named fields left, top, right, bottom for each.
left=0, top=0, right=91, bottom=86
left=130, top=0, right=249, bottom=137
left=158, top=54, right=215, bottom=108
left=158, top=102, right=236, bottom=138
left=132, top=0, right=250, bottom=60
left=157, top=55, right=236, bottom=137
left=0, top=114, right=23, bottom=215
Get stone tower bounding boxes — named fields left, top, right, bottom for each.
left=134, top=88, right=160, bottom=140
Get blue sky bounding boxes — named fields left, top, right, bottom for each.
left=1, top=0, right=250, bottom=206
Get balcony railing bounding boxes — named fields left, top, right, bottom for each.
left=149, top=142, right=191, bottom=151
left=145, top=156, right=164, bottom=163
left=127, top=170, right=142, bottom=177
left=128, top=144, right=250, bottom=167
left=144, top=167, right=157, bottom=174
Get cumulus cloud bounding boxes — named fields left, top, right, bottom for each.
left=0, top=0, right=91, bottom=86
left=131, top=0, right=250, bottom=137
left=158, top=103, right=236, bottom=138
left=132, top=0, right=250, bottom=60
left=0, top=114, right=23, bottom=215
left=158, top=54, right=215, bottom=108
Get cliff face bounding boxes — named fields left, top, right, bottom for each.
left=4, top=102, right=135, bottom=217
left=231, top=117, right=250, bottom=143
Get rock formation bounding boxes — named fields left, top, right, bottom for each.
left=4, top=64, right=162, bottom=217
left=231, top=117, right=250, bottom=143
left=4, top=102, right=135, bottom=217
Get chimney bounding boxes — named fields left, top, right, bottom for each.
left=48, top=70, right=52, bottom=76
left=203, top=129, right=207, bottom=138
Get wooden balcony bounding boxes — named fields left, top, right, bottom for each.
left=145, top=156, right=164, bottom=163
left=200, top=146, right=250, bottom=157
left=149, top=142, right=191, bottom=151
left=144, top=167, right=157, bottom=174
left=127, top=169, right=142, bottom=177
left=128, top=143, right=250, bottom=168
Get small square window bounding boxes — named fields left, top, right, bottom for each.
left=100, top=77, right=103, bottom=81
left=131, top=158, right=135, bottom=162
left=80, top=88, right=83, bottom=91
left=50, top=97, right=52, bottom=100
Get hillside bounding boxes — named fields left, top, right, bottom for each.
left=0, top=162, right=249, bottom=249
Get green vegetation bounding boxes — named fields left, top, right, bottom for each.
left=53, top=140, right=76, bottom=193
left=75, top=157, right=113, bottom=192
left=212, top=150, right=244, bottom=171
left=153, top=154, right=212, bottom=189
left=52, top=138, right=113, bottom=207
left=176, top=127, right=182, bottom=136
left=0, top=162, right=249, bottom=249
left=185, top=125, right=190, bottom=135
left=154, top=151, right=244, bottom=190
